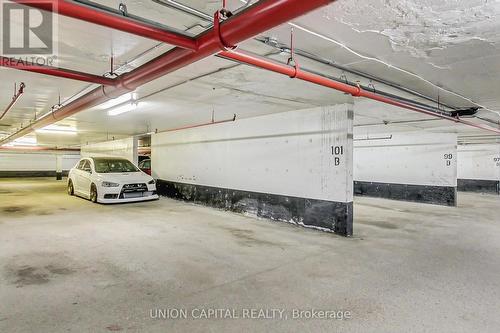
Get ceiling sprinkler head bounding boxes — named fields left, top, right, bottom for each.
left=118, top=3, right=128, bottom=16
left=450, top=107, right=480, bottom=118
left=264, top=36, right=279, bottom=48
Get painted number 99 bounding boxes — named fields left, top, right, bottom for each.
left=494, top=157, right=500, bottom=167
left=332, top=145, right=344, bottom=166
left=444, top=153, right=453, bottom=167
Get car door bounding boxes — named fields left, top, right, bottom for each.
left=79, top=160, right=93, bottom=197
left=72, top=160, right=85, bottom=194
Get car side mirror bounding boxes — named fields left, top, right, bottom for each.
left=84, top=168, right=91, bottom=173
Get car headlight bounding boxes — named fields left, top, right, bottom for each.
left=102, top=181, right=120, bottom=187
left=148, top=179, right=156, bottom=185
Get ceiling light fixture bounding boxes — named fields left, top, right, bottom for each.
left=1, top=137, right=37, bottom=147
left=99, top=92, right=137, bottom=110
left=36, top=124, right=77, bottom=135
left=108, top=102, right=140, bottom=116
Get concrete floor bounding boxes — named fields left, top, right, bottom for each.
left=0, top=178, right=499, bottom=333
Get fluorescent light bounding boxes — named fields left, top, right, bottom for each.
left=36, top=124, right=77, bottom=135
left=108, top=102, right=140, bottom=116
left=37, top=130, right=77, bottom=135
left=2, top=137, right=37, bottom=147
left=99, top=92, right=136, bottom=110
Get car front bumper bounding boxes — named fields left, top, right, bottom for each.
left=96, top=183, right=158, bottom=204
left=97, top=194, right=159, bottom=204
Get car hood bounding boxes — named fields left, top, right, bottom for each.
left=97, top=172, right=153, bottom=184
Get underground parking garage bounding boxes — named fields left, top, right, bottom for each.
left=1, top=0, right=500, bottom=332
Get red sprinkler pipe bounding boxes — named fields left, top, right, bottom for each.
left=0, top=82, right=25, bottom=121
left=12, top=0, right=198, bottom=50
left=0, top=146, right=80, bottom=152
left=219, top=50, right=500, bottom=135
left=0, top=57, right=116, bottom=86
left=0, top=0, right=334, bottom=145
left=158, top=114, right=237, bottom=134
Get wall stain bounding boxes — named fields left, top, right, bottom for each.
left=157, top=180, right=353, bottom=236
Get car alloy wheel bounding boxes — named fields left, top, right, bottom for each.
left=67, top=180, right=74, bottom=196
left=90, top=184, right=98, bottom=203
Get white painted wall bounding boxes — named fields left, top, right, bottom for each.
left=458, top=144, right=500, bottom=181
left=354, top=132, right=458, bottom=187
left=81, top=137, right=138, bottom=164
left=0, top=151, right=80, bottom=171
left=152, top=104, right=354, bottom=203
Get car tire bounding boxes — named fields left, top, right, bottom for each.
left=67, top=179, right=74, bottom=196
left=90, top=184, right=98, bottom=203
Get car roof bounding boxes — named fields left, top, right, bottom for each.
left=91, top=157, right=128, bottom=161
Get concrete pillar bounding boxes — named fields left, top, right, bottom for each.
left=56, top=155, right=63, bottom=180
left=353, top=131, right=458, bottom=206
left=152, top=101, right=354, bottom=236
left=132, top=136, right=139, bottom=165
left=458, top=144, right=500, bottom=194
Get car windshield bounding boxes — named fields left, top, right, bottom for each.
left=93, top=158, right=139, bottom=173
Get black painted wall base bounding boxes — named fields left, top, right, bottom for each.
left=156, top=180, right=353, bottom=236
left=458, top=179, right=500, bottom=195
left=0, top=170, right=69, bottom=178
left=354, top=181, right=457, bottom=206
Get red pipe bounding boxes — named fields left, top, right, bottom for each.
left=159, top=114, right=237, bottom=133
left=219, top=50, right=500, bottom=135
left=120, top=0, right=334, bottom=89
left=12, top=0, right=198, bottom=50
left=0, top=146, right=80, bottom=152
left=0, top=57, right=116, bottom=86
left=0, top=0, right=334, bottom=145
left=0, top=82, right=25, bottom=121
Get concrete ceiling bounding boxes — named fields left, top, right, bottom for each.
left=1, top=0, right=499, bottom=148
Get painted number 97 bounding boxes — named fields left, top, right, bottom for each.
left=332, top=145, right=344, bottom=166
left=444, top=153, right=453, bottom=167
left=494, top=157, right=500, bottom=167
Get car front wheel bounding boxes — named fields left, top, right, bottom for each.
left=90, top=184, right=98, bottom=203
left=67, top=180, right=74, bottom=196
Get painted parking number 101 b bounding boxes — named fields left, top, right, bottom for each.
left=332, top=145, right=344, bottom=166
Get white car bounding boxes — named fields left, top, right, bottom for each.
left=67, top=157, right=159, bottom=203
